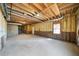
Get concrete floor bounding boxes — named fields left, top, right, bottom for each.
left=0, top=34, right=79, bottom=56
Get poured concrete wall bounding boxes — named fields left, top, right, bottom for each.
left=7, top=24, right=18, bottom=37
left=0, top=8, right=7, bottom=49
left=76, top=8, right=79, bottom=45
left=0, top=8, right=7, bottom=35
left=77, top=18, right=79, bottom=45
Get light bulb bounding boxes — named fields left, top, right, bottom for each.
left=37, top=14, right=39, bottom=16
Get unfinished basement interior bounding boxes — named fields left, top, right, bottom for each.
left=0, top=3, right=79, bottom=56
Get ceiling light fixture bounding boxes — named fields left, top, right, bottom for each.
left=36, top=14, right=40, bottom=16
left=24, top=13, right=27, bottom=15
left=34, top=11, right=40, bottom=16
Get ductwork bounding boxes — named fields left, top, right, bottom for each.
left=0, top=3, right=8, bottom=20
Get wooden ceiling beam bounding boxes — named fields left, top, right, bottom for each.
left=49, top=3, right=60, bottom=16
left=8, top=4, right=44, bottom=22
left=59, top=4, right=79, bottom=15
left=12, top=3, right=33, bottom=13
left=59, top=4, right=79, bottom=11
left=33, top=3, right=61, bottom=20
left=21, top=3, right=46, bottom=20
left=12, top=4, right=35, bottom=15
left=32, top=3, right=51, bottom=19
left=22, top=3, right=37, bottom=12
left=44, top=3, right=55, bottom=17
left=11, top=3, right=49, bottom=20
left=11, top=15, right=34, bottom=24
left=10, top=13, right=37, bottom=22
left=17, top=3, right=45, bottom=20
left=59, top=4, right=74, bottom=10
left=22, top=3, right=49, bottom=20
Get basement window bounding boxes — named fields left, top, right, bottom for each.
left=53, top=24, right=60, bottom=34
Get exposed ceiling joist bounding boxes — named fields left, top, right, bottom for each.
left=48, top=3, right=60, bottom=16
left=8, top=8, right=44, bottom=22
left=6, top=3, right=78, bottom=25
left=44, top=3, right=55, bottom=17
left=32, top=3, right=51, bottom=18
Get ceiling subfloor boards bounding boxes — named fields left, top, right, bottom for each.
left=6, top=3, right=79, bottom=25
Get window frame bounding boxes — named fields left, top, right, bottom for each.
left=53, top=23, right=61, bottom=34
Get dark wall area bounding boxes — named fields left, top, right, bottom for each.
left=35, top=31, right=53, bottom=38
left=34, top=31, right=76, bottom=43
left=61, top=32, right=76, bottom=43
